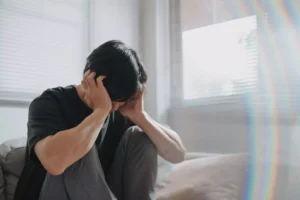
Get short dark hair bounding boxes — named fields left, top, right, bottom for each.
left=84, top=40, right=147, bottom=102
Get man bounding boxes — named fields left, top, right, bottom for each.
left=14, top=40, right=186, bottom=200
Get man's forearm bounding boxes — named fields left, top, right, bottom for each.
left=132, top=112, right=186, bottom=163
left=35, top=109, right=107, bottom=175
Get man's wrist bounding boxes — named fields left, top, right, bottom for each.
left=93, top=108, right=109, bottom=120
left=130, top=111, right=147, bottom=126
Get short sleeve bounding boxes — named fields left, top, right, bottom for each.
left=27, top=95, right=65, bottom=165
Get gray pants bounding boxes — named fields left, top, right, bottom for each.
left=39, top=126, right=158, bottom=200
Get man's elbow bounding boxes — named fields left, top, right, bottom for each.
left=41, top=156, right=65, bottom=176
left=47, top=163, right=65, bottom=176
left=35, top=141, right=65, bottom=176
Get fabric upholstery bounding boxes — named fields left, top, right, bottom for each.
left=0, top=138, right=26, bottom=200
left=156, top=152, right=221, bottom=186
left=156, top=153, right=248, bottom=200
left=0, top=164, right=5, bottom=200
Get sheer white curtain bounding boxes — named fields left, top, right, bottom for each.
left=0, top=0, right=89, bottom=102
left=171, top=0, right=300, bottom=115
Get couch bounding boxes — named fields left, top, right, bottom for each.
left=0, top=138, right=250, bottom=200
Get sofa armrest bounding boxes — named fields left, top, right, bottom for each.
left=0, top=137, right=27, bottom=200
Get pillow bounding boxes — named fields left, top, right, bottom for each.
left=156, top=153, right=221, bottom=186
left=156, top=153, right=248, bottom=200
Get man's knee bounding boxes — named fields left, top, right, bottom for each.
left=123, top=126, right=157, bottom=151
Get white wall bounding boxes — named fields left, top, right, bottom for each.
left=0, top=104, right=29, bottom=142
left=90, top=0, right=142, bottom=53
left=287, top=121, right=300, bottom=198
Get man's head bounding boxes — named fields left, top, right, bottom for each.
left=83, top=40, right=147, bottom=111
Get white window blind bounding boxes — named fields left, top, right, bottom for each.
left=182, top=15, right=257, bottom=100
left=173, top=0, right=300, bottom=113
left=0, top=0, right=89, bottom=102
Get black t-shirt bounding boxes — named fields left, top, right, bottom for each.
left=14, top=85, right=133, bottom=200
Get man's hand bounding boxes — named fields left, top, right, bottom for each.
left=81, top=70, right=112, bottom=114
left=119, top=91, right=145, bottom=124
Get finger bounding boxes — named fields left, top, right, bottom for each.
left=86, top=72, right=96, bottom=88
left=84, top=75, right=91, bottom=88
left=84, top=70, right=92, bottom=87
left=96, top=75, right=106, bottom=86
left=84, top=69, right=91, bottom=78
left=81, top=79, right=87, bottom=90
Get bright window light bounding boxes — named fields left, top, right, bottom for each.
left=182, top=16, right=258, bottom=100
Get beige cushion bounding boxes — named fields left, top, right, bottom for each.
left=156, top=153, right=221, bottom=186
left=156, top=153, right=248, bottom=200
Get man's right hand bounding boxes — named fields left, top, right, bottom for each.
left=81, top=70, right=112, bottom=114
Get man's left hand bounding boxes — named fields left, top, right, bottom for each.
left=119, top=92, right=145, bottom=124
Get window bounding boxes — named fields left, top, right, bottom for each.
left=183, top=16, right=258, bottom=100
left=171, top=0, right=300, bottom=115
left=0, top=0, right=89, bottom=102
left=176, top=0, right=259, bottom=103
